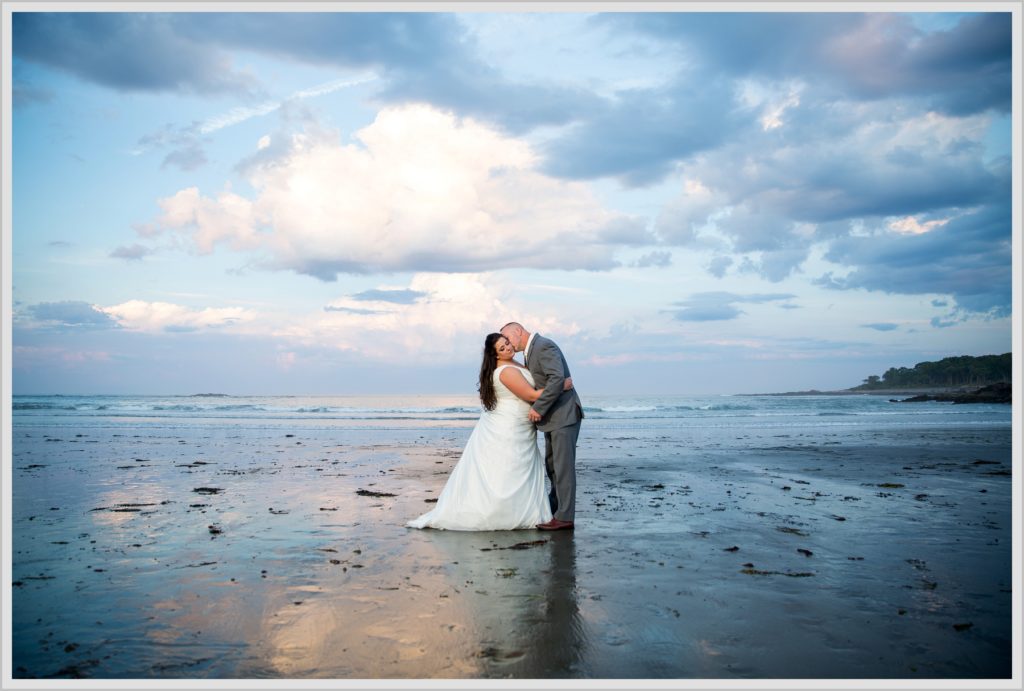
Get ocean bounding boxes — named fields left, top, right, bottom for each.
left=11, top=391, right=1012, bottom=433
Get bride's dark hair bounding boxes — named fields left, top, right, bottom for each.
left=478, top=333, right=504, bottom=411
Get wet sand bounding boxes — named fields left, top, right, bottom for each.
left=10, top=421, right=1013, bottom=680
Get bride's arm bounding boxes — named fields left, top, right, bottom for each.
left=499, top=368, right=573, bottom=403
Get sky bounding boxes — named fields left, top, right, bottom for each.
left=5, top=6, right=1017, bottom=396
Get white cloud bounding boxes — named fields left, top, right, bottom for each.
left=157, top=186, right=262, bottom=254
left=153, top=104, right=646, bottom=278
left=100, top=300, right=257, bottom=332
left=761, top=91, right=801, bottom=131
left=736, top=79, right=805, bottom=132
left=888, top=215, right=950, bottom=235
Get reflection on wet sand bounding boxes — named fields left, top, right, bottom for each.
left=519, top=531, right=587, bottom=677
left=248, top=526, right=592, bottom=678
left=405, top=528, right=589, bottom=678
left=243, top=526, right=488, bottom=677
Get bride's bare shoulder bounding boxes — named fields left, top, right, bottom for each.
left=496, top=364, right=527, bottom=379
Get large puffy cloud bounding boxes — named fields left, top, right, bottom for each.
left=156, top=187, right=263, bottom=255
left=153, top=104, right=649, bottom=278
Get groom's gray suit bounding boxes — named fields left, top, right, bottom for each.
left=525, top=334, right=584, bottom=522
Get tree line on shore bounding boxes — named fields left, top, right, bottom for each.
left=853, top=353, right=1011, bottom=390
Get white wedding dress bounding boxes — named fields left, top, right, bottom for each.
left=407, top=365, right=553, bottom=530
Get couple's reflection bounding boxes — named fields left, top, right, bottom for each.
left=410, top=527, right=587, bottom=677
left=524, top=530, right=587, bottom=677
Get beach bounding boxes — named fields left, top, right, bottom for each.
left=10, top=394, right=1014, bottom=680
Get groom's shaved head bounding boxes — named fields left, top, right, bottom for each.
left=500, top=322, right=529, bottom=351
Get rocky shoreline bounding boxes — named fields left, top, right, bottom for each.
left=756, top=382, right=1011, bottom=403
left=890, top=382, right=1012, bottom=404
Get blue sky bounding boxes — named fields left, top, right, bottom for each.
left=6, top=8, right=1016, bottom=395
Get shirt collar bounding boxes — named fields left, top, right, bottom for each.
left=524, top=332, right=538, bottom=361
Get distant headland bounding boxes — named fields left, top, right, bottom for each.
left=756, top=353, right=1012, bottom=403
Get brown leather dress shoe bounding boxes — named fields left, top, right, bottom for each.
left=536, top=518, right=575, bottom=531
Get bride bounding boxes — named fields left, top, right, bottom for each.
left=407, top=333, right=572, bottom=531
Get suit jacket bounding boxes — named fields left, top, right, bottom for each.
left=525, top=334, right=584, bottom=433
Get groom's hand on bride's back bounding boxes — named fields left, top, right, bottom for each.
left=564, top=377, right=573, bottom=391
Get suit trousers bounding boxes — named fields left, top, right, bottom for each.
left=544, top=420, right=581, bottom=522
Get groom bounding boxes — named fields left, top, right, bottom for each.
left=500, top=322, right=584, bottom=531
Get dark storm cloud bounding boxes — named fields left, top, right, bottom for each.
left=773, top=140, right=1002, bottom=223
left=174, top=12, right=461, bottom=71
left=541, top=77, right=739, bottom=185
left=14, top=11, right=1010, bottom=187
left=600, top=12, right=1011, bottom=115
left=841, top=13, right=1012, bottom=115
left=178, top=13, right=604, bottom=134
left=816, top=201, right=1012, bottom=317
left=671, top=292, right=796, bottom=322
left=678, top=107, right=1004, bottom=229
left=13, top=12, right=600, bottom=135
left=12, top=13, right=259, bottom=96
left=598, top=13, right=850, bottom=75
left=655, top=86, right=1010, bottom=286
left=559, top=12, right=1010, bottom=185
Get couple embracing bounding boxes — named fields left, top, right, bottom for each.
left=408, top=322, right=583, bottom=532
